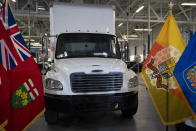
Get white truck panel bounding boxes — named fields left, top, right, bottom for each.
left=50, top=3, right=115, bottom=37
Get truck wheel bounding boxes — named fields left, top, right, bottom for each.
left=121, top=107, right=137, bottom=117
left=44, top=110, right=58, bottom=124
left=121, top=93, right=138, bottom=117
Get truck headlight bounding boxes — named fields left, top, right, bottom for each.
left=45, top=78, right=63, bottom=90
left=128, top=76, right=138, bottom=88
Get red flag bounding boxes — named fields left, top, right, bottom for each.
left=9, top=58, right=45, bottom=131
left=0, top=1, right=45, bottom=130
left=0, top=65, right=10, bottom=131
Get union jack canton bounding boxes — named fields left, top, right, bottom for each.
left=0, top=2, right=31, bottom=71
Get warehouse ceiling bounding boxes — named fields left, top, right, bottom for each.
left=1, top=0, right=196, bottom=45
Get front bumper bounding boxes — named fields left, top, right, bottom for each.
left=45, top=91, right=138, bottom=112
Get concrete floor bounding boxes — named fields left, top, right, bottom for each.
left=27, top=80, right=176, bottom=131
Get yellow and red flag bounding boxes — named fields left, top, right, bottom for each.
left=141, top=14, right=192, bottom=125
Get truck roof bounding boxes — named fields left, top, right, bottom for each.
left=57, top=32, right=116, bottom=36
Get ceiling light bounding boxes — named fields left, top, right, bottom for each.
left=136, top=5, right=144, bottom=13
left=122, top=35, right=139, bottom=40
left=134, top=28, right=152, bottom=31
left=122, top=35, right=138, bottom=38
left=38, top=7, right=46, bottom=11
left=127, top=38, right=140, bottom=40
left=12, top=0, right=16, bottom=2
left=118, top=38, right=128, bottom=42
left=181, top=3, right=196, bottom=6
left=24, top=39, right=35, bottom=42
left=128, top=35, right=138, bottom=38
left=31, top=42, right=41, bottom=47
left=118, top=23, right=123, bottom=27
left=123, top=37, right=140, bottom=40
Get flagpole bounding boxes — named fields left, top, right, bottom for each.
left=28, top=3, right=31, bottom=50
left=166, top=84, right=169, bottom=131
left=166, top=2, right=173, bottom=131
left=147, top=0, right=151, bottom=53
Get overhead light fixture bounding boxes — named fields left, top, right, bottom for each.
left=134, top=28, right=152, bottom=31
left=118, top=38, right=128, bottom=42
left=12, top=0, right=16, bottom=2
left=122, top=35, right=140, bottom=40
left=30, top=39, right=35, bottom=42
left=31, top=42, right=41, bottom=47
left=136, top=5, right=144, bottom=13
left=118, top=23, right=123, bottom=27
left=123, top=37, right=140, bottom=40
left=128, top=34, right=138, bottom=38
left=24, top=39, right=35, bottom=42
left=122, top=35, right=138, bottom=38
left=38, top=7, right=46, bottom=10
left=181, top=3, right=196, bottom=6
left=127, top=38, right=140, bottom=40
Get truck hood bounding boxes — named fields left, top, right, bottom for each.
left=55, top=58, right=127, bottom=74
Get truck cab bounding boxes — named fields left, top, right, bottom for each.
left=43, top=3, right=138, bottom=124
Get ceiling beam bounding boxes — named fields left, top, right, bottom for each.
left=15, top=11, right=195, bottom=25
left=150, top=6, right=162, bottom=20
left=14, top=11, right=49, bottom=18
left=112, top=0, right=127, bottom=17
left=178, top=5, right=190, bottom=21
left=116, top=18, right=196, bottom=25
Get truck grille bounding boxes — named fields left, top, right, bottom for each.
left=70, top=72, right=123, bottom=93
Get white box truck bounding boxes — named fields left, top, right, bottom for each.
left=43, top=2, right=138, bottom=124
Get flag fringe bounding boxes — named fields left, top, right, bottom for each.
left=22, top=108, right=45, bottom=131
left=0, top=120, right=8, bottom=131
left=140, top=73, right=192, bottom=125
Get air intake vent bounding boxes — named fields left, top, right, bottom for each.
left=91, top=70, right=103, bottom=72
left=70, top=72, right=123, bottom=93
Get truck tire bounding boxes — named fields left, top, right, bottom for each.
left=121, top=93, right=138, bottom=117
left=44, top=110, right=58, bottom=124
left=121, top=105, right=138, bottom=117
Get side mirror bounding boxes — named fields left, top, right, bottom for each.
left=119, top=41, right=130, bottom=62
left=115, top=43, right=121, bottom=59
left=124, top=42, right=130, bottom=62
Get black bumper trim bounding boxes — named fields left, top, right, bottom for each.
left=45, top=92, right=138, bottom=112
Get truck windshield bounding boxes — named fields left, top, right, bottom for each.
left=55, top=33, right=119, bottom=59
